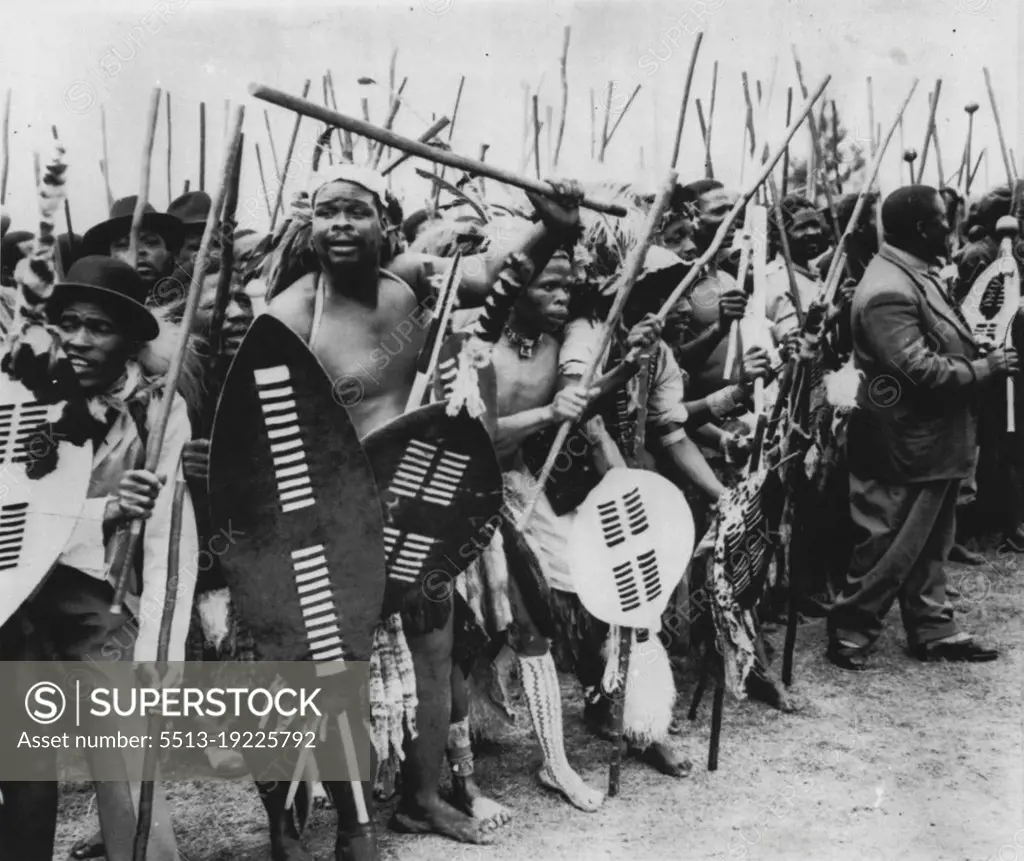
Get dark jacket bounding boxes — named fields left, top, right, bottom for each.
left=847, top=244, right=993, bottom=484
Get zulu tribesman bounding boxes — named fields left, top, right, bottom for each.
left=765, top=196, right=829, bottom=322
left=81, top=197, right=185, bottom=308
left=167, top=190, right=222, bottom=274
left=1, top=256, right=198, bottom=861
left=269, top=164, right=584, bottom=849
left=828, top=186, right=1012, bottom=670
left=455, top=246, right=605, bottom=814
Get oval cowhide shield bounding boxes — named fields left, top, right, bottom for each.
left=209, top=314, right=385, bottom=663
left=0, top=375, right=91, bottom=625
left=568, top=467, right=694, bottom=629
left=362, top=400, right=503, bottom=617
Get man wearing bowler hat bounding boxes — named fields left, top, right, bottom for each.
left=167, top=189, right=221, bottom=274
left=81, top=197, right=184, bottom=306
left=0, top=255, right=198, bottom=861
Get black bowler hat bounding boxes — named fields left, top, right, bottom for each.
left=167, top=190, right=212, bottom=227
left=46, top=255, right=160, bottom=342
left=81, top=196, right=184, bottom=258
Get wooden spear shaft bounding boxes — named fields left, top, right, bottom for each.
left=822, top=79, right=920, bottom=306
left=100, top=105, right=114, bottom=209
left=251, top=83, right=628, bottom=216
left=532, top=95, right=542, bottom=179
left=670, top=31, right=704, bottom=168
left=128, top=88, right=162, bottom=269
left=372, top=77, right=409, bottom=169
left=165, top=92, right=173, bottom=207
left=916, top=80, right=942, bottom=183
left=270, top=79, right=312, bottom=231
left=516, top=168, right=679, bottom=530
left=554, top=26, right=571, bottom=168
left=379, top=117, right=450, bottom=175
left=983, top=67, right=1014, bottom=184
left=110, top=107, right=246, bottom=613
left=656, top=75, right=834, bottom=320
left=704, top=61, right=718, bottom=178
left=0, top=89, right=9, bottom=206
left=781, top=87, right=793, bottom=197
left=199, top=101, right=207, bottom=190
left=792, top=47, right=840, bottom=245
left=131, top=480, right=186, bottom=861
left=603, top=85, right=642, bottom=154
left=254, top=142, right=273, bottom=228
left=599, top=81, right=613, bottom=163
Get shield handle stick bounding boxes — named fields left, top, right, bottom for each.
left=131, top=480, right=186, bottom=861
left=607, top=626, right=632, bottom=796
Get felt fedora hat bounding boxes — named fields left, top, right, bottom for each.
left=81, top=196, right=183, bottom=257
left=46, top=255, right=160, bottom=342
left=167, top=190, right=212, bottom=226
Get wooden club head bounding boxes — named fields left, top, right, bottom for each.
left=903, top=148, right=918, bottom=163
left=965, top=102, right=980, bottom=115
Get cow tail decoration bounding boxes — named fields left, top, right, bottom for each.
left=445, top=251, right=535, bottom=418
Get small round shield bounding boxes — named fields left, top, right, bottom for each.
left=567, top=467, right=694, bottom=629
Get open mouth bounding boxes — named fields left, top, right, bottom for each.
left=69, top=357, right=91, bottom=372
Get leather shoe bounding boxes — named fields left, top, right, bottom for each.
left=826, top=641, right=869, bottom=671
left=913, top=638, right=998, bottom=663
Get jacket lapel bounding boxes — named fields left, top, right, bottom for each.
left=882, top=248, right=976, bottom=346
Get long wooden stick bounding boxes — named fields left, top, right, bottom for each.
left=983, top=67, right=1014, bottom=184
left=589, top=87, right=596, bottom=161
left=270, top=79, right=312, bottom=231
left=532, top=95, right=542, bottom=179
left=207, top=133, right=244, bottom=400
left=165, top=92, right=173, bottom=207
left=111, top=107, right=246, bottom=612
left=252, top=83, right=628, bottom=216
left=656, top=75, right=833, bottom=322
left=406, top=252, right=462, bottom=413
left=916, top=80, right=942, bottom=183
left=599, top=81, right=613, bottom=163
left=670, top=32, right=704, bottom=168
left=100, top=105, right=114, bottom=209
left=704, top=61, right=718, bottom=179
left=0, top=89, right=9, bottom=206
left=781, top=87, right=793, bottom=197
left=963, top=103, right=979, bottom=195
left=516, top=169, right=678, bottom=529
left=603, top=85, right=642, bottom=154
left=554, top=26, right=571, bottom=168
left=821, top=79, right=919, bottom=306
left=968, top=147, right=986, bottom=191
left=128, top=88, right=162, bottom=269
left=199, top=101, right=207, bottom=191
left=371, top=77, right=409, bottom=169
left=131, top=480, right=186, bottom=861
left=792, top=47, right=840, bottom=245
left=379, top=117, right=450, bottom=175
left=263, top=110, right=281, bottom=180
left=254, top=143, right=273, bottom=228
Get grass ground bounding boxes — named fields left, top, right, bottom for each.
left=53, top=547, right=1024, bottom=861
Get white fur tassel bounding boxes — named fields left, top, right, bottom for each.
left=824, top=358, right=863, bottom=412
left=197, top=587, right=232, bottom=651
left=601, top=627, right=676, bottom=748
left=445, top=336, right=490, bottom=419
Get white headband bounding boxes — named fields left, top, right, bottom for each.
left=308, top=164, right=388, bottom=206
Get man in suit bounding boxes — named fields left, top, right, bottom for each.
left=827, top=185, right=1016, bottom=670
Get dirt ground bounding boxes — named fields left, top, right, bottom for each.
left=53, top=547, right=1024, bottom=861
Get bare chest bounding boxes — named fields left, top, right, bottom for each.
left=491, top=337, right=560, bottom=417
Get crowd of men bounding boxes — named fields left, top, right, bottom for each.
left=0, top=119, right=1020, bottom=860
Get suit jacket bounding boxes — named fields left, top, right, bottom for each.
left=847, top=244, right=993, bottom=484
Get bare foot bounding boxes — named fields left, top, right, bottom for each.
left=537, top=764, right=604, bottom=812
left=391, top=795, right=496, bottom=844
left=631, top=740, right=693, bottom=777
left=451, top=774, right=513, bottom=832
